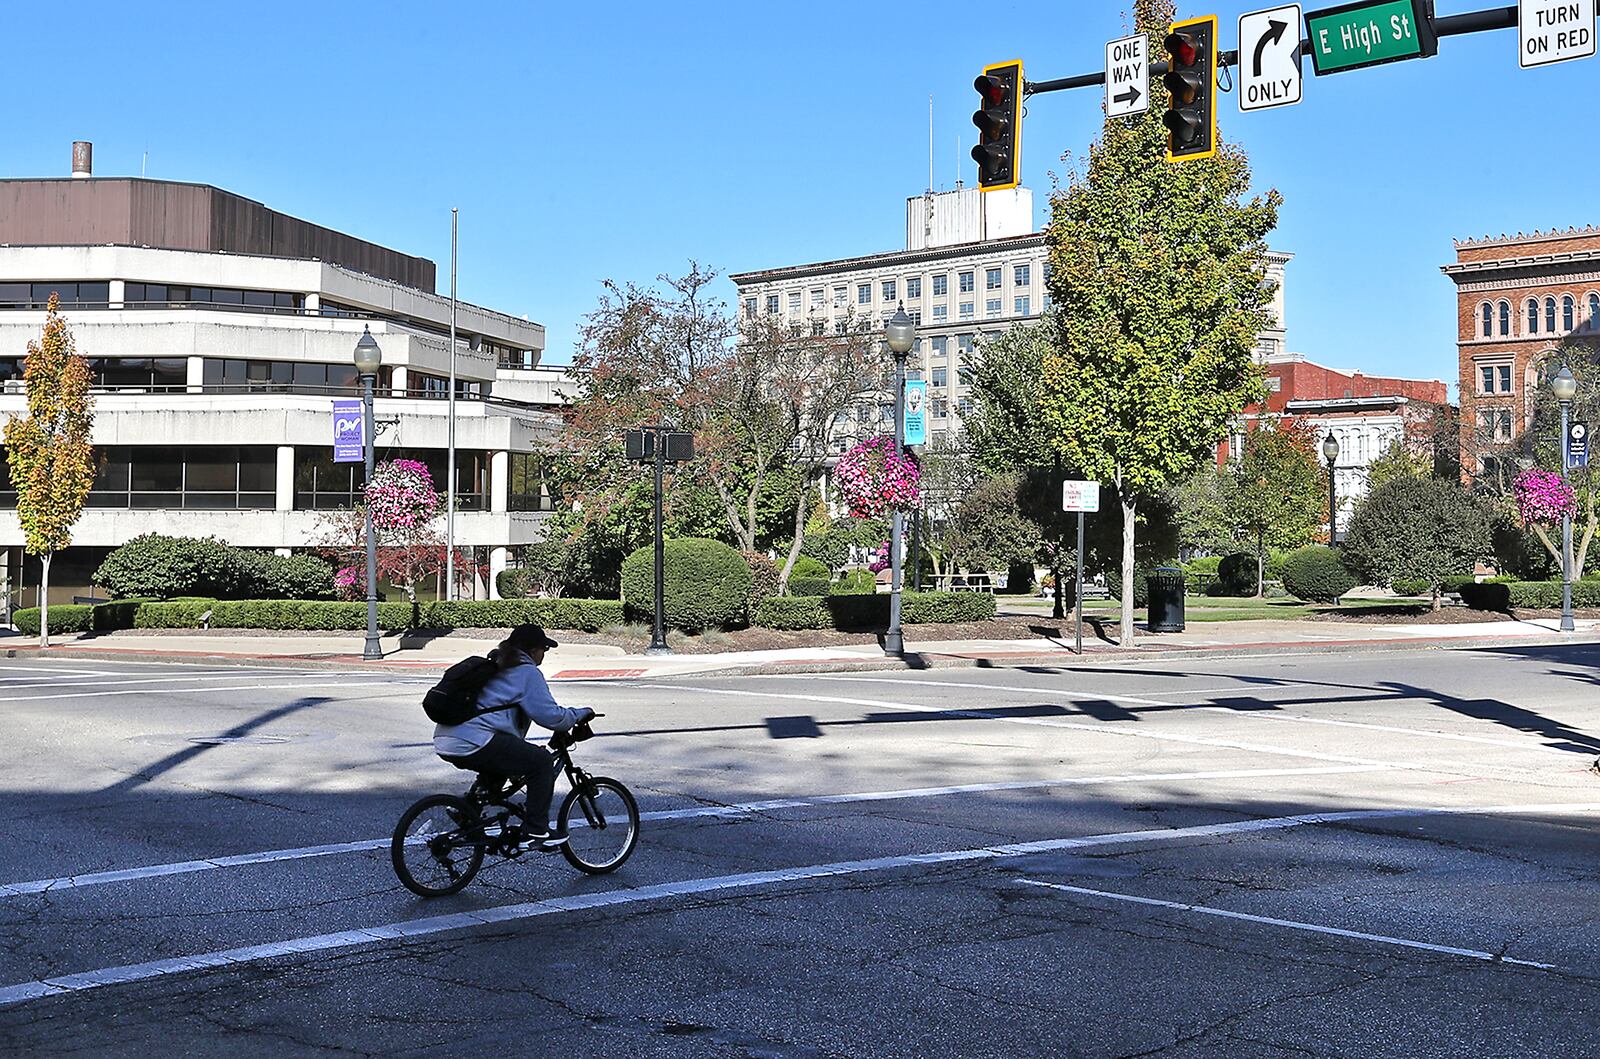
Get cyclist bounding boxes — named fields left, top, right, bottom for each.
left=433, top=623, right=593, bottom=849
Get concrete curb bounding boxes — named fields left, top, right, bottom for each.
left=8, top=629, right=1598, bottom=678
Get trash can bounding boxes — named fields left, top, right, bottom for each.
left=1146, top=567, right=1186, bottom=633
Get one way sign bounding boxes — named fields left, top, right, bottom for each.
left=1239, top=4, right=1303, bottom=112
left=1105, top=33, right=1148, bottom=118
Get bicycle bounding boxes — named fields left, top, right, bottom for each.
left=391, top=716, right=639, bottom=897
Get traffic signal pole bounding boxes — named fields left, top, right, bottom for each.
left=1020, top=6, right=1516, bottom=98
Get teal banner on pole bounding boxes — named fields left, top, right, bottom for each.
left=903, top=379, right=927, bottom=446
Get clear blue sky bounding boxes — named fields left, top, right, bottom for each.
left=6, top=1, right=1596, bottom=392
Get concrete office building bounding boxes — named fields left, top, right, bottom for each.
left=0, top=146, right=562, bottom=606
left=730, top=185, right=1291, bottom=447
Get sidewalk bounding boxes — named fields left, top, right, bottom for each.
left=6, top=616, right=1597, bottom=679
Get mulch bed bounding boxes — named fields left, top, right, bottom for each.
left=1309, top=604, right=1600, bottom=625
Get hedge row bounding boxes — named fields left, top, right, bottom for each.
left=1459, top=578, right=1600, bottom=612
left=754, top=591, right=997, bottom=631
left=13, top=597, right=626, bottom=635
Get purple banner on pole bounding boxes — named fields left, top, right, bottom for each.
left=333, top=399, right=364, bottom=463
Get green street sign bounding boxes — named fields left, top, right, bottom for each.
left=1304, top=0, right=1438, bottom=74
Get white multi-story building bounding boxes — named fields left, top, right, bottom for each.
left=731, top=185, right=1291, bottom=447
left=0, top=150, right=564, bottom=605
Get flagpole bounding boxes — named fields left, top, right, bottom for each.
left=445, top=208, right=458, bottom=600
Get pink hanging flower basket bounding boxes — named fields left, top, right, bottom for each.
left=835, top=435, right=920, bottom=518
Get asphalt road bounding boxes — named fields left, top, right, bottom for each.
left=1, top=644, right=1598, bottom=1057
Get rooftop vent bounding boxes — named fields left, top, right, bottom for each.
left=71, top=141, right=92, bottom=179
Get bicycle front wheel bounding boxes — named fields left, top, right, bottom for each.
left=392, top=794, right=486, bottom=897
left=558, top=777, right=640, bottom=875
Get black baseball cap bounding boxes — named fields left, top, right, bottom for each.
left=506, top=624, right=559, bottom=651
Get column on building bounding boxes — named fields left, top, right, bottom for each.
left=488, top=450, right=511, bottom=600
left=108, top=279, right=125, bottom=310
left=186, top=356, right=206, bottom=394
left=489, top=546, right=508, bottom=601
left=275, top=445, right=295, bottom=513
left=304, top=292, right=320, bottom=314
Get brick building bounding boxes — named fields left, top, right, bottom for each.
left=1441, top=226, right=1600, bottom=479
left=1219, top=354, right=1449, bottom=529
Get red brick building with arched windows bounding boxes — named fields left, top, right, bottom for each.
left=1442, top=226, right=1600, bottom=481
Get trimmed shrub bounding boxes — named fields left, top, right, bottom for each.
left=754, top=591, right=996, bottom=631
left=424, top=598, right=624, bottom=631
left=209, top=600, right=417, bottom=631
left=755, top=595, right=833, bottom=630
left=94, top=535, right=237, bottom=599
left=1391, top=578, right=1428, bottom=597
left=91, top=597, right=156, bottom=631
left=1280, top=546, right=1357, bottom=603
left=620, top=538, right=753, bottom=630
left=1004, top=561, right=1036, bottom=595
left=1461, top=581, right=1512, bottom=612
left=134, top=598, right=219, bottom=629
left=496, top=569, right=529, bottom=599
left=831, top=569, right=877, bottom=595
left=13, top=605, right=94, bottom=636
left=789, top=556, right=830, bottom=581
left=1506, top=580, right=1600, bottom=610
left=742, top=552, right=780, bottom=621
left=1216, top=553, right=1259, bottom=596
left=234, top=552, right=335, bottom=600
left=788, top=576, right=831, bottom=597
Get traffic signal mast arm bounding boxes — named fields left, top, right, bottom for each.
left=1022, top=5, right=1516, bottom=97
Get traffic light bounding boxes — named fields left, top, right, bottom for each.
left=970, top=60, right=1023, bottom=191
left=1162, top=15, right=1216, bottom=162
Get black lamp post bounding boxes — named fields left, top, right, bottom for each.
left=1552, top=366, right=1578, bottom=632
left=1322, top=432, right=1341, bottom=546
left=883, top=305, right=915, bottom=657
left=354, top=326, right=383, bottom=661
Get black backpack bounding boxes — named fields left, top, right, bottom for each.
left=423, top=654, right=517, bottom=726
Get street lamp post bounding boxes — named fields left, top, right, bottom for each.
left=883, top=305, right=916, bottom=657
left=1552, top=366, right=1578, bottom=633
left=354, top=326, right=384, bottom=661
left=1322, top=433, right=1341, bottom=545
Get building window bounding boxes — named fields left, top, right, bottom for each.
left=958, top=334, right=975, bottom=355
left=1546, top=297, right=1557, bottom=333
left=931, top=366, right=948, bottom=387
left=296, top=448, right=485, bottom=511
left=1014, top=296, right=1030, bottom=316
left=957, top=396, right=973, bottom=416
left=121, top=284, right=302, bottom=313
left=1563, top=294, right=1575, bottom=332
left=1499, top=300, right=1510, bottom=336
left=959, top=302, right=974, bottom=319
left=882, top=280, right=897, bottom=302
left=1591, top=293, right=1600, bottom=329
left=508, top=453, right=553, bottom=512
left=79, top=445, right=277, bottom=510
left=1014, top=264, right=1030, bottom=287
left=1481, top=303, right=1492, bottom=337
left=765, top=295, right=779, bottom=315
left=1480, top=366, right=1495, bottom=393
left=833, top=286, right=847, bottom=307
left=0, top=281, right=114, bottom=309
left=932, top=305, right=948, bottom=321
left=787, top=292, right=801, bottom=313
left=857, top=284, right=871, bottom=305
left=985, top=267, right=1002, bottom=290
left=1499, top=365, right=1512, bottom=392
left=985, top=298, right=1001, bottom=317
left=810, top=289, right=824, bottom=309
left=932, top=336, right=948, bottom=357
left=959, top=271, right=975, bottom=293
left=906, top=277, right=921, bottom=299
left=1527, top=298, right=1539, bottom=333
left=933, top=397, right=948, bottom=419
left=834, top=319, right=849, bottom=335
left=743, top=297, right=757, bottom=318
left=932, top=274, right=948, bottom=296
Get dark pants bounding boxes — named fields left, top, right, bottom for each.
left=443, top=733, right=559, bottom=830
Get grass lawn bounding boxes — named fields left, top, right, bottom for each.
left=1000, top=593, right=1425, bottom=623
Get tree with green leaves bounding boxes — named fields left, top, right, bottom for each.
left=3, top=295, right=96, bottom=646
left=1168, top=467, right=1233, bottom=557
left=1039, top=0, right=1281, bottom=644
left=1341, top=476, right=1492, bottom=610
left=943, top=474, right=1042, bottom=577
left=1365, top=437, right=1432, bottom=493
left=1225, top=420, right=1323, bottom=595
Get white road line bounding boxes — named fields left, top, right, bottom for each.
left=0, top=765, right=1384, bottom=898
left=0, top=673, right=406, bottom=692
left=806, top=674, right=1314, bottom=706
left=661, top=684, right=1393, bottom=767
left=1197, top=706, right=1584, bottom=755
left=0, top=680, right=417, bottom=704
left=3, top=800, right=1594, bottom=1007
left=1017, top=879, right=1555, bottom=970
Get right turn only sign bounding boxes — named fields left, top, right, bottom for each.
left=1239, top=4, right=1303, bottom=111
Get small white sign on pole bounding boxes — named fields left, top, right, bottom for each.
left=1519, top=0, right=1595, bottom=68
left=1062, top=480, right=1101, bottom=513
left=1105, top=34, right=1148, bottom=118
left=1239, top=4, right=1303, bottom=111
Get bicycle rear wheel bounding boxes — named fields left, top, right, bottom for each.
left=392, top=794, right=487, bottom=896
left=558, top=777, right=640, bottom=875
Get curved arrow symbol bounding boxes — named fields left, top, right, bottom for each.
left=1253, top=18, right=1288, bottom=78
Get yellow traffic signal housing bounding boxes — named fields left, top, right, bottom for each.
left=1163, top=15, right=1217, bottom=162
left=971, top=59, right=1023, bottom=190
